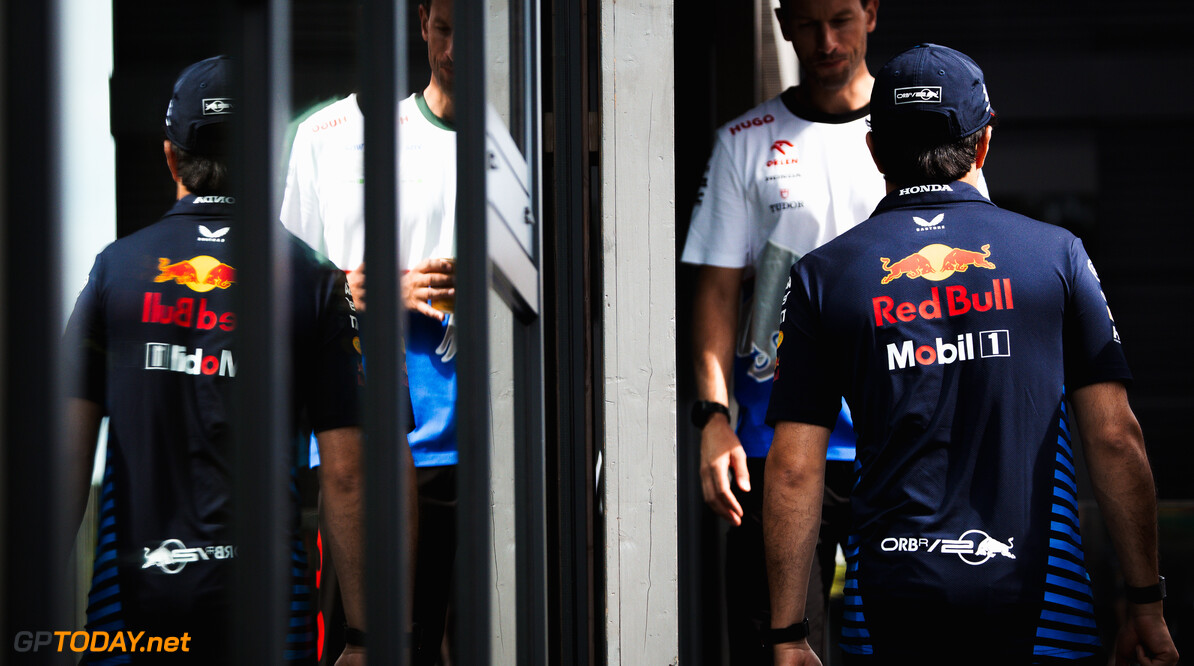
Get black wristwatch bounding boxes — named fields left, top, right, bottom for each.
left=344, top=626, right=367, bottom=647
left=763, top=619, right=810, bottom=647
left=691, top=400, right=730, bottom=428
left=1126, top=576, right=1166, bottom=604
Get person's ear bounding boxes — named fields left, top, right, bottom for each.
left=163, top=140, right=181, bottom=183
left=974, top=124, right=992, bottom=170
left=865, top=132, right=885, bottom=174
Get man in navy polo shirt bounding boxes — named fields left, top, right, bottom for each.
left=763, top=44, right=1178, bottom=665
left=64, top=56, right=392, bottom=664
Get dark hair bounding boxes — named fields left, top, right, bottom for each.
left=778, top=0, right=872, bottom=12
left=870, top=116, right=996, bottom=185
left=169, top=142, right=228, bottom=195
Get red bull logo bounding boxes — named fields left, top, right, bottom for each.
left=879, top=243, right=995, bottom=285
left=873, top=280, right=1013, bottom=328
left=879, top=253, right=934, bottom=284
left=142, top=293, right=236, bottom=331
left=155, top=256, right=236, bottom=293
left=941, top=244, right=995, bottom=272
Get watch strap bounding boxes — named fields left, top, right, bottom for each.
left=1126, top=576, right=1166, bottom=604
left=344, top=626, right=367, bottom=647
left=692, top=400, right=730, bottom=428
left=763, top=619, right=810, bottom=647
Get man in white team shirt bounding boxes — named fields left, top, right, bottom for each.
left=683, top=0, right=882, bottom=660
left=280, top=0, right=458, bottom=663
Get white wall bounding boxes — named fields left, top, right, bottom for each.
left=485, top=3, right=519, bottom=662
left=56, top=0, right=116, bottom=628
left=488, top=288, right=518, bottom=665
left=600, top=1, right=678, bottom=663
left=59, top=0, right=116, bottom=322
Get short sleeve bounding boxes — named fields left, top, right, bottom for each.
left=62, top=254, right=108, bottom=404
left=680, top=133, right=751, bottom=268
left=1063, top=239, right=1132, bottom=389
left=307, top=267, right=364, bottom=433
left=765, top=261, right=843, bottom=428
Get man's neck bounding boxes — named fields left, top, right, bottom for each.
left=804, top=69, right=875, bottom=116
left=422, top=81, right=454, bottom=125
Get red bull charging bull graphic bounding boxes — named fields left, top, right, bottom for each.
left=155, top=256, right=237, bottom=292
left=879, top=243, right=995, bottom=285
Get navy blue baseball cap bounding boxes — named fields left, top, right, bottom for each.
left=164, top=56, right=234, bottom=155
left=870, top=44, right=994, bottom=143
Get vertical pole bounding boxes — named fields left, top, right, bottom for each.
left=454, top=0, right=492, bottom=662
left=230, top=0, right=291, bottom=663
left=361, top=0, right=411, bottom=662
left=2, top=2, right=72, bottom=661
left=515, top=1, right=549, bottom=664
left=515, top=317, right=548, bottom=666
left=548, top=0, right=595, bottom=660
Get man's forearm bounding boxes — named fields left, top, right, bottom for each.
left=693, top=266, right=743, bottom=404
left=764, top=422, right=830, bottom=628
left=1071, top=383, right=1159, bottom=587
left=317, top=427, right=367, bottom=630
left=1090, top=447, right=1158, bottom=587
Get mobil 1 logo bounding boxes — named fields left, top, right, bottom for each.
left=886, top=329, right=1011, bottom=371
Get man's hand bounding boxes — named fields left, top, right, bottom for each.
left=348, top=262, right=367, bottom=312
left=773, top=640, right=822, bottom=666
left=1114, top=603, right=1179, bottom=666
left=699, top=415, right=750, bottom=525
left=402, top=258, right=455, bottom=322
left=334, top=644, right=366, bottom=666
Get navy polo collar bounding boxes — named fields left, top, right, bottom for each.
left=873, top=180, right=994, bottom=215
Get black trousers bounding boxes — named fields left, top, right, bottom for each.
left=317, top=464, right=456, bottom=666
left=725, top=457, right=853, bottom=665
left=411, top=464, right=457, bottom=666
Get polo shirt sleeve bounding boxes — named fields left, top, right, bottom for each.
left=680, top=132, right=751, bottom=269
left=1062, top=238, right=1132, bottom=389
left=766, top=259, right=844, bottom=428
left=62, top=252, right=108, bottom=405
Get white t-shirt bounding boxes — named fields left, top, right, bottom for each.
left=280, top=93, right=456, bottom=271
left=683, top=93, right=883, bottom=273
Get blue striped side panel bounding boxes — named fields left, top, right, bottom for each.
left=839, top=534, right=874, bottom=655
left=1033, top=397, right=1100, bottom=659
left=86, top=452, right=127, bottom=638
left=285, top=536, right=315, bottom=661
